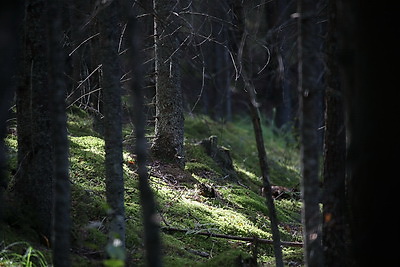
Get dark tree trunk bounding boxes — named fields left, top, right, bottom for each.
left=0, top=0, right=24, bottom=222
left=205, top=0, right=232, bottom=122
left=89, top=11, right=104, bottom=136
left=98, top=0, right=126, bottom=251
left=151, top=0, right=185, bottom=168
left=66, top=0, right=90, bottom=106
left=15, top=0, right=54, bottom=240
left=86, top=18, right=104, bottom=136
left=338, top=1, right=398, bottom=266
left=322, top=1, right=348, bottom=266
left=47, top=0, right=71, bottom=265
left=125, top=4, right=163, bottom=265
left=297, top=0, right=324, bottom=265
left=264, top=0, right=293, bottom=131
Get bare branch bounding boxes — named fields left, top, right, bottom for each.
left=66, top=64, right=102, bottom=104
left=68, top=33, right=100, bottom=57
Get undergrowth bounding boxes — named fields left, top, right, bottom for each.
left=2, top=108, right=304, bottom=266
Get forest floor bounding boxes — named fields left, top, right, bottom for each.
left=2, top=107, right=304, bottom=266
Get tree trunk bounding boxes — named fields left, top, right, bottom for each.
left=47, top=0, right=71, bottom=265
left=250, top=101, right=284, bottom=267
left=297, top=0, right=324, bottom=265
left=125, top=4, right=163, bottom=265
left=205, top=0, right=232, bottom=122
left=264, top=0, right=293, bottom=131
left=89, top=10, right=104, bottom=136
left=98, top=0, right=126, bottom=253
left=232, top=2, right=284, bottom=262
left=151, top=0, right=185, bottom=168
left=243, top=73, right=284, bottom=267
left=15, top=0, right=54, bottom=240
left=322, top=1, right=348, bottom=266
left=67, top=0, right=90, bottom=106
left=338, top=1, right=398, bottom=265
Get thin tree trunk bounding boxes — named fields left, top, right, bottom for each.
left=98, top=0, right=126, bottom=252
left=297, top=0, right=324, bottom=265
left=151, top=0, right=185, bottom=168
left=125, top=5, right=163, bottom=265
left=47, top=0, right=71, bottom=265
left=244, top=74, right=284, bottom=267
left=232, top=3, right=284, bottom=264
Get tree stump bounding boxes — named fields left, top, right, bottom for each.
left=200, top=135, right=236, bottom=177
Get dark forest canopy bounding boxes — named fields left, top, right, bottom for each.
left=0, top=0, right=398, bottom=266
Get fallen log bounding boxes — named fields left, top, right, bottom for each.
left=162, top=227, right=303, bottom=248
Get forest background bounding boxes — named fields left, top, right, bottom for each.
left=0, top=0, right=398, bottom=266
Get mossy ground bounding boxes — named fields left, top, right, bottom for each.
left=2, top=108, right=304, bottom=266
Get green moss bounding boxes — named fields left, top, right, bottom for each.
left=162, top=234, right=201, bottom=264
left=185, top=143, right=223, bottom=175
left=67, top=107, right=102, bottom=138
left=4, top=109, right=304, bottom=266
left=184, top=115, right=300, bottom=189
left=220, top=186, right=268, bottom=215
left=198, top=249, right=254, bottom=267
left=282, top=247, right=304, bottom=264
left=184, top=115, right=214, bottom=140
left=69, top=136, right=106, bottom=189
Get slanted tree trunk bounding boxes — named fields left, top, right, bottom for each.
left=297, top=0, right=324, bottom=265
left=47, top=0, right=71, bottom=265
left=15, top=0, right=54, bottom=240
left=98, top=0, right=126, bottom=253
left=244, top=74, right=284, bottom=267
left=125, top=4, right=163, bottom=265
left=322, top=1, right=348, bottom=265
left=232, top=2, right=283, bottom=264
left=151, top=0, right=185, bottom=168
left=249, top=102, right=284, bottom=267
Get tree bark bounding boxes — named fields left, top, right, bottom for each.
left=322, top=1, right=348, bottom=266
left=297, top=0, right=324, bottom=265
left=98, top=0, right=126, bottom=251
left=151, top=0, right=185, bottom=168
left=15, top=0, right=54, bottom=240
left=47, top=0, right=71, bottom=265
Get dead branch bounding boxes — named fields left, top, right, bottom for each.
left=162, top=227, right=303, bottom=248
